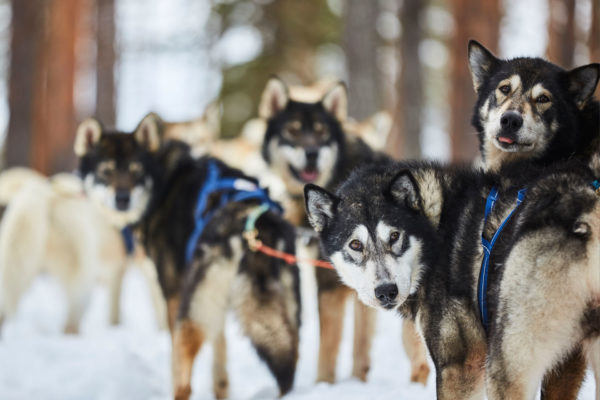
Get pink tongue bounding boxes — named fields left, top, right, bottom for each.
left=300, top=170, right=318, bottom=182
left=498, top=136, right=515, bottom=144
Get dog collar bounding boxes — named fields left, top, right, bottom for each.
left=478, top=186, right=527, bottom=333
left=121, top=226, right=135, bottom=255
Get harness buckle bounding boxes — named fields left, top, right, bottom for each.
left=243, top=229, right=262, bottom=251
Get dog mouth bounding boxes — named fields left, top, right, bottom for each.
left=289, top=166, right=320, bottom=183
left=495, top=136, right=534, bottom=152
left=381, top=301, right=397, bottom=310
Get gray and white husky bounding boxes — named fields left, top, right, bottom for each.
left=305, top=157, right=600, bottom=399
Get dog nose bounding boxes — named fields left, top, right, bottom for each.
left=115, top=189, right=130, bottom=211
left=374, top=283, right=398, bottom=305
left=305, top=148, right=319, bottom=163
left=500, top=112, right=523, bottom=132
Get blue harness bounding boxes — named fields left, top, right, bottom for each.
left=478, top=186, right=527, bottom=332
left=121, top=226, right=135, bottom=255
left=593, top=180, right=600, bottom=194
left=184, top=160, right=282, bottom=263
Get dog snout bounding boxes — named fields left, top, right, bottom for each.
left=115, top=189, right=130, bottom=211
left=500, top=111, right=523, bottom=133
left=374, top=283, right=398, bottom=307
left=305, top=148, right=319, bottom=167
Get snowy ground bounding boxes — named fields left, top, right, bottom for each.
left=0, top=262, right=595, bottom=400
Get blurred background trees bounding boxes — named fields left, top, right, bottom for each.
left=0, top=0, right=597, bottom=174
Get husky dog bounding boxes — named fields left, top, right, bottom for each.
left=74, top=116, right=301, bottom=400
left=259, top=76, right=431, bottom=385
left=469, top=41, right=600, bottom=398
left=305, top=157, right=600, bottom=399
left=0, top=170, right=163, bottom=333
left=468, top=40, right=600, bottom=171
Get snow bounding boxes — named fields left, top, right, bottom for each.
left=0, top=264, right=595, bottom=399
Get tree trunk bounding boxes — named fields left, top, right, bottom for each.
left=343, top=0, right=381, bottom=120
left=4, top=0, right=45, bottom=168
left=95, top=0, right=116, bottom=126
left=449, top=0, right=501, bottom=162
left=547, top=0, right=576, bottom=68
left=392, top=0, right=424, bottom=159
left=31, top=0, right=82, bottom=174
left=590, top=0, right=600, bottom=98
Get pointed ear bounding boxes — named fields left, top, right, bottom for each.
left=322, top=82, right=348, bottom=122
left=134, top=112, right=162, bottom=152
left=566, top=63, right=600, bottom=109
left=468, top=40, right=499, bottom=93
left=202, top=101, right=221, bottom=136
left=74, top=118, right=103, bottom=157
left=304, top=184, right=339, bottom=232
left=259, top=76, right=289, bottom=119
left=370, top=111, right=393, bottom=149
left=389, top=170, right=421, bottom=211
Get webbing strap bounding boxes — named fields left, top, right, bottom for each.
left=478, top=187, right=527, bottom=332
left=121, top=226, right=135, bottom=255
left=184, top=160, right=282, bottom=263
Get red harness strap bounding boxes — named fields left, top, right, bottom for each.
left=243, top=229, right=334, bottom=269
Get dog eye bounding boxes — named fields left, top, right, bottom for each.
left=535, top=94, right=550, bottom=104
left=390, top=231, right=400, bottom=243
left=499, top=85, right=511, bottom=95
left=348, top=239, right=363, bottom=252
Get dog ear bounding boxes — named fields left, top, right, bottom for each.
left=134, top=112, right=162, bottom=152
left=259, top=76, right=289, bottom=119
left=305, top=184, right=339, bottom=232
left=566, top=63, right=600, bottom=109
left=322, top=82, right=348, bottom=122
left=468, top=40, right=499, bottom=93
left=74, top=118, right=103, bottom=157
left=389, top=170, right=421, bottom=211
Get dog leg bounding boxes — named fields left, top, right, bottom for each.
left=172, top=318, right=204, bottom=400
left=402, top=319, right=430, bottom=385
left=212, top=330, right=228, bottom=399
left=317, top=284, right=350, bottom=383
left=137, top=256, right=168, bottom=330
left=540, top=347, right=586, bottom=400
left=64, top=287, right=92, bottom=334
left=351, top=297, right=375, bottom=381
left=166, top=295, right=180, bottom=336
left=232, top=274, right=299, bottom=396
left=107, top=261, right=125, bottom=326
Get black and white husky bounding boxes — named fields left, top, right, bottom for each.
left=258, top=77, right=432, bottom=385
left=468, top=40, right=599, bottom=171
left=305, top=156, right=600, bottom=399
left=75, top=115, right=301, bottom=400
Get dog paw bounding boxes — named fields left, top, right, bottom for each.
left=174, top=385, right=191, bottom=400
left=214, top=379, right=229, bottom=399
left=410, top=362, right=430, bottom=385
left=351, top=365, right=370, bottom=382
left=316, top=371, right=336, bottom=384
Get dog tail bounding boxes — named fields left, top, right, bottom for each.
left=231, top=212, right=300, bottom=395
left=0, top=179, right=52, bottom=317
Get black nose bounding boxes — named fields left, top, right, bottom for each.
left=305, top=148, right=319, bottom=169
left=500, top=112, right=523, bottom=133
left=375, top=283, right=398, bottom=305
left=115, top=189, right=130, bottom=211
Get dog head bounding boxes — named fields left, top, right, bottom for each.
left=305, top=166, right=435, bottom=310
left=469, top=40, right=600, bottom=170
left=74, top=114, right=161, bottom=227
left=261, top=76, right=347, bottom=195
